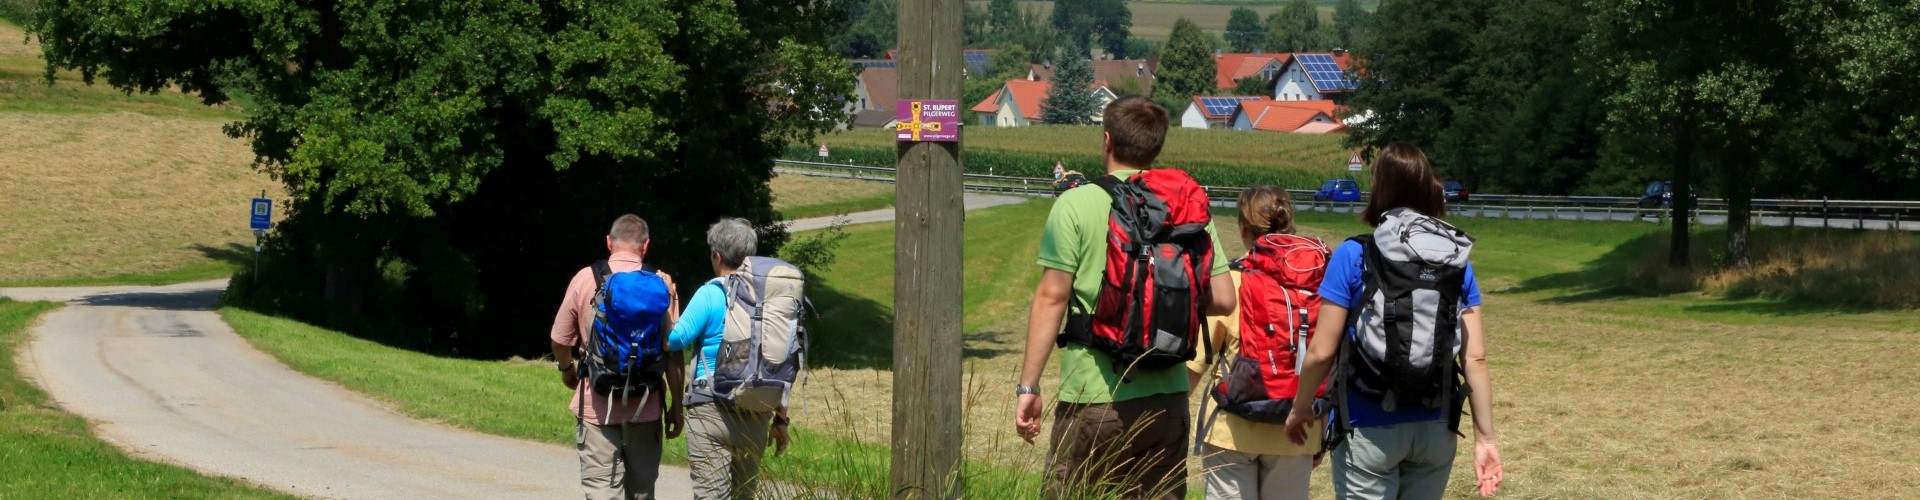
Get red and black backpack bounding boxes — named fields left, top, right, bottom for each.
left=1059, top=169, right=1216, bottom=373
left=1206, top=233, right=1330, bottom=424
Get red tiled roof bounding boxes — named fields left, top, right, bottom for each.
left=1239, top=99, right=1342, bottom=132
left=1293, top=121, right=1348, bottom=134
left=971, top=80, right=1054, bottom=121
left=970, top=87, right=1004, bottom=113
left=1028, top=59, right=1155, bottom=94
left=1214, top=53, right=1288, bottom=89
left=858, top=67, right=898, bottom=113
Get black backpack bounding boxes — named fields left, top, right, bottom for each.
left=1328, top=211, right=1474, bottom=447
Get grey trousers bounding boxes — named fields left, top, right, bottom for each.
left=1330, top=420, right=1457, bottom=500
left=577, top=420, right=664, bottom=500
left=686, top=403, right=773, bottom=500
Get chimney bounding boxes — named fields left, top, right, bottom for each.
left=1332, top=48, right=1347, bottom=57
left=1137, top=62, right=1145, bottom=77
left=1044, top=60, right=1052, bottom=70
left=1214, top=49, right=1222, bottom=57
left=1253, top=49, right=1262, bottom=56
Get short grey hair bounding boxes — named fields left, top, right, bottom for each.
left=609, top=214, right=649, bottom=249
left=706, top=218, right=757, bottom=268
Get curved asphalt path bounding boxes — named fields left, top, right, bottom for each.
left=2, top=280, right=692, bottom=499
left=785, top=192, right=1029, bottom=232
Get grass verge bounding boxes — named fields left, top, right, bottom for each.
left=217, top=306, right=1040, bottom=497
left=0, top=298, right=288, bottom=498
left=771, top=174, right=896, bottom=220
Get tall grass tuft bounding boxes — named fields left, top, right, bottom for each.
left=1628, top=227, right=1920, bottom=309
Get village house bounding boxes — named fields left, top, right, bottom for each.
left=1271, top=50, right=1356, bottom=103
left=968, top=79, right=1116, bottom=127
left=1180, top=95, right=1268, bottom=129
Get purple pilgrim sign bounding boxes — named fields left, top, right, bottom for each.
left=895, top=99, right=960, bottom=142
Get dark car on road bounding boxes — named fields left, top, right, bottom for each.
left=1638, top=180, right=1699, bottom=208
left=1314, top=179, right=1362, bottom=202
left=1443, top=180, right=1469, bottom=203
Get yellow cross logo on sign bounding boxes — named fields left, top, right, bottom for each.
left=897, top=101, right=943, bottom=141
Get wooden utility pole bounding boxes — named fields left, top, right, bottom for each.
left=892, top=0, right=964, bottom=497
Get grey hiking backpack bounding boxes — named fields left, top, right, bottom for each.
left=704, top=256, right=808, bottom=413
left=1329, top=208, right=1476, bottom=445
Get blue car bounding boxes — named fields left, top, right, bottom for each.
left=1314, top=179, right=1362, bottom=202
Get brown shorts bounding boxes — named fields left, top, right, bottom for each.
left=1044, top=391, right=1190, bottom=499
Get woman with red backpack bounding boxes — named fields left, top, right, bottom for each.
left=1189, top=185, right=1330, bottom=500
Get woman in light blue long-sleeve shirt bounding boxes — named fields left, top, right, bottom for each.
left=667, top=218, right=788, bottom=499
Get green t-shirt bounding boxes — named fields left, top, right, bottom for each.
left=1037, top=170, right=1230, bottom=404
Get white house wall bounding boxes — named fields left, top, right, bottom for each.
left=1180, top=104, right=1209, bottom=129
left=1273, top=65, right=1323, bottom=102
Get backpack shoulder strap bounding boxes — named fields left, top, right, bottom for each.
left=591, top=260, right=613, bottom=290
left=1090, top=174, right=1123, bottom=194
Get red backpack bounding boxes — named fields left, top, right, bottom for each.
left=1206, top=233, right=1330, bottom=423
left=1060, top=169, right=1216, bottom=373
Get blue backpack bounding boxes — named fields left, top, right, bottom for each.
left=582, top=260, right=671, bottom=399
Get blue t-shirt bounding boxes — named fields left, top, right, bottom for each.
left=667, top=279, right=727, bottom=381
left=1318, top=239, right=1483, bottom=428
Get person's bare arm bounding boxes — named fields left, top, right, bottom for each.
left=1285, top=303, right=1347, bottom=444
left=1014, top=269, right=1074, bottom=443
left=1206, top=271, right=1237, bottom=316
left=1461, top=305, right=1503, bottom=495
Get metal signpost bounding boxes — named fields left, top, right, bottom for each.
left=250, top=193, right=271, bottom=279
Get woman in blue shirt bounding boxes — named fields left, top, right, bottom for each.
left=1283, top=143, right=1505, bottom=499
left=667, top=218, right=788, bottom=499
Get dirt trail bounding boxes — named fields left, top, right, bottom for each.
left=2, top=280, right=691, bottom=499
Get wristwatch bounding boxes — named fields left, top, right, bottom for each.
left=1016, top=384, right=1041, bottom=396
left=556, top=360, right=574, bottom=372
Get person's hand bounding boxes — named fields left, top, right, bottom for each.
left=1474, top=441, right=1504, bottom=497
left=1312, top=450, right=1326, bottom=469
left=561, top=367, right=579, bottom=390
left=1014, top=393, right=1044, bottom=444
left=664, top=405, right=684, bottom=440
left=1283, top=406, right=1314, bottom=445
left=770, top=423, right=790, bottom=457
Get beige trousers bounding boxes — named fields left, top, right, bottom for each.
left=685, top=403, right=773, bottom=500
left=576, top=420, right=663, bottom=500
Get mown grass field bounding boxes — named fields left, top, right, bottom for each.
left=0, top=299, right=288, bottom=498
left=0, top=21, right=279, bottom=287
left=987, top=1, right=1364, bottom=42
left=808, top=126, right=1355, bottom=189
left=771, top=173, right=896, bottom=220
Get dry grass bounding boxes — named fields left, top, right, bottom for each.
left=770, top=173, right=896, bottom=219
left=794, top=205, right=1920, bottom=498
left=0, top=112, right=277, bottom=284
left=0, top=20, right=276, bottom=285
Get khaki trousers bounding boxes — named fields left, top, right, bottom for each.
left=686, top=403, right=773, bottom=500
left=1199, top=443, right=1312, bottom=500
left=576, top=420, right=663, bottom=500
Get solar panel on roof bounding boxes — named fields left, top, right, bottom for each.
left=1296, top=54, right=1355, bottom=92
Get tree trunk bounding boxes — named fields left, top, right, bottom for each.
left=1669, top=127, right=1693, bottom=268
left=1723, top=152, right=1753, bottom=268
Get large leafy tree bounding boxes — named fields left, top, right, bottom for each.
left=1041, top=48, right=1100, bottom=125
left=31, top=0, right=851, bottom=356
left=1263, top=0, right=1330, bottom=53
left=1156, top=18, right=1218, bottom=111
left=833, top=0, right=897, bottom=58
left=1224, top=7, right=1264, bottom=53
left=1586, top=0, right=1803, bottom=268
left=989, top=0, right=1020, bottom=36
left=1331, top=0, right=1371, bottom=49
left=1051, top=0, right=1131, bottom=57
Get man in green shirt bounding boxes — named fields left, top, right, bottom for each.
left=1013, top=95, right=1237, bottom=499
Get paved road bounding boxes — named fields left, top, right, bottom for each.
left=1293, top=202, right=1919, bottom=231
left=3, top=280, right=691, bottom=499
left=786, top=193, right=1028, bottom=232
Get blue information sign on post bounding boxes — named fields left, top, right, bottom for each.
left=250, top=198, right=272, bottom=230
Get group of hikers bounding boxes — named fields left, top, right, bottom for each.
left=545, top=95, right=1503, bottom=500
left=549, top=216, right=803, bottom=500
left=1012, top=96, right=1504, bottom=500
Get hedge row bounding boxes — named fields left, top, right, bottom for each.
left=784, top=144, right=1344, bottom=190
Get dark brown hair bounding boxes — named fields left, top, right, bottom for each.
left=1237, top=184, right=1296, bottom=241
left=1362, top=142, right=1446, bottom=226
left=1102, top=95, right=1169, bottom=168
